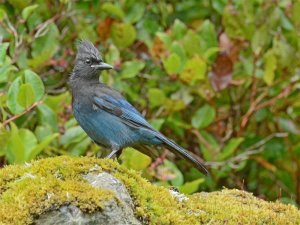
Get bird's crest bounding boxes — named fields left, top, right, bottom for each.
left=76, top=40, right=101, bottom=60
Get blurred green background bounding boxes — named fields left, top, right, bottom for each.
left=1, top=0, right=300, bottom=205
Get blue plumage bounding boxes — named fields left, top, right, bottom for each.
left=69, top=41, right=208, bottom=174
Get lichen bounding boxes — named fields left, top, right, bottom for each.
left=0, top=156, right=299, bottom=225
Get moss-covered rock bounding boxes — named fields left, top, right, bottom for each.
left=0, top=156, right=299, bottom=224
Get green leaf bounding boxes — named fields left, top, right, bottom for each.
left=170, top=42, right=186, bottom=69
left=7, top=77, right=24, bottom=114
left=199, top=131, right=219, bottom=161
left=21, top=4, right=38, bottom=20
left=101, top=3, right=124, bottom=19
left=44, top=92, right=71, bottom=114
left=61, top=126, right=87, bottom=147
left=263, top=50, right=277, bottom=86
left=24, top=69, right=45, bottom=100
left=163, top=53, right=181, bottom=75
left=17, top=83, right=35, bottom=108
left=6, top=0, right=31, bottom=10
left=149, top=118, right=165, bottom=130
left=120, top=60, right=145, bottom=78
left=0, top=8, right=6, bottom=22
left=171, top=19, right=187, bottom=40
left=163, top=160, right=184, bottom=186
left=198, top=20, right=218, bottom=51
left=28, top=133, right=58, bottom=160
left=148, top=88, right=166, bottom=108
left=280, top=11, right=294, bottom=31
left=121, top=147, right=151, bottom=170
left=28, top=23, right=59, bottom=68
left=0, top=129, right=9, bottom=156
left=7, top=70, right=44, bottom=114
left=218, top=138, right=244, bottom=161
left=203, top=47, right=219, bottom=61
left=212, top=0, right=226, bottom=14
left=222, top=5, right=255, bottom=39
left=19, top=128, right=37, bottom=161
left=35, top=126, right=52, bottom=142
left=165, top=99, right=185, bottom=113
left=78, top=23, right=97, bottom=43
left=192, top=104, right=215, bottom=129
left=273, top=39, right=294, bottom=69
left=182, top=30, right=202, bottom=57
left=111, top=22, right=136, bottom=48
left=105, top=44, right=120, bottom=65
left=156, top=32, right=172, bottom=49
left=278, top=118, right=300, bottom=135
left=251, top=26, right=269, bottom=55
left=37, top=104, right=58, bottom=132
left=292, top=1, right=300, bottom=27
left=69, top=136, right=91, bottom=156
left=124, top=2, right=145, bottom=24
left=6, top=123, right=25, bottom=164
left=179, top=178, right=204, bottom=194
left=0, top=42, right=9, bottom=65
left=180, top=55, right=206, bottom=84
left=0, top=64, right=17, bottom=83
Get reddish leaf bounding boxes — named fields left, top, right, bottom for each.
left=97, top=17, right=113, bottom=42
left=150, top=36, right=167, bottom=59
left=209, top=51, right=233, bottom=91
left=209, top=32, right=244, bottom=91
left=133, top=41, right=150, bottom=60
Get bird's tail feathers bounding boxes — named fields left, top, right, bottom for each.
left=155, top=133, right=208, bottom=175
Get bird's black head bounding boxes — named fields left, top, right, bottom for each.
left=71, top=40, right=113, bottom=81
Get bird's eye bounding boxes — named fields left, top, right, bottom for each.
left=85, top=59, right=91, bottom=65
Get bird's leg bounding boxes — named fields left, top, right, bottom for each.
left=106, top=145, right=121, bottom=159
left=106, top=151, right=117, bottom=159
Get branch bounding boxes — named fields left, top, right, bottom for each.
left=33, top=13, right=61, bottom=38
left=205, top=132, right=287, bottom=168
left=191, top=128, right=214, bottom=152
left=1, top=101, right=42, bottom=127
left=238, top=81, right=296, bottom=136
left=250, top=56, right=258, bottom=104
left=149, top=150, right=168, bottom=171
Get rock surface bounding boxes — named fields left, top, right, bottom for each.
left=35, top=172, right=141, bottom=225
left=0, top=156, right=300, bottom=225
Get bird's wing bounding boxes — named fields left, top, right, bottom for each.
left=93, top=95, right=155, bottom=131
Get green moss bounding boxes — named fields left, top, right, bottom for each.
left=0, top=157, right=118, bottom=224
left=189, top=189, right=300, bottom=224
left=0, top=156, right=299, bottom=224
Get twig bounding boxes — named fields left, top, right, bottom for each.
left=1, top=101, right=42, bottom=127
left=5, top=17, right=22, bottom=48
left=238, top=81, right=296, bottom=136
left=255, top=84, right=292, bottom=110
left=205, top=132, right=287, bottom=168
left=34, top=13, right=61, bottom=38
left=191, top=128, right=214, bottom=152
left=149, top=150, right=168, bottom=171
left=250, top=56, right=258, bottom=104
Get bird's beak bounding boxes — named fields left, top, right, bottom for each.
left=91, top=62, right=113, bottom=70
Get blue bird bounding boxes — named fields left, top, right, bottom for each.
left=69, top=41, right=208, bottom=175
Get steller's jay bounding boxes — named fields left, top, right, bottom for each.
left=69, top=41, right=208, bottom=175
